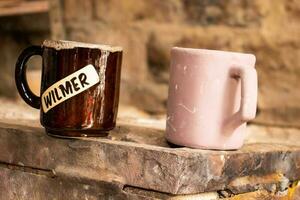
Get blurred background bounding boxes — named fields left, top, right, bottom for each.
left=0, top=0, right=299, bottom=129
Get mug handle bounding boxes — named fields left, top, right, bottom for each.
left=231, top=65, right=258, bottom=122
left=15, top=46, right=43, bottom=109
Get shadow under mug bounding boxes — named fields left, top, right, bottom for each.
left=15, top=40, right=123, bottom=137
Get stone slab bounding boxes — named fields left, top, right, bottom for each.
left=0, top=120, right=300, bottom=195
left=2, top=164, right=299, bottom=200
left=0, top=164, right=160, bottom=200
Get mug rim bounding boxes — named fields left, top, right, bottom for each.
left=172, top=47, right=255, bottom=59
left=42, top=40, right=123, bottom=52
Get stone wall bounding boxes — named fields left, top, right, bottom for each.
left=0, top=13, right=50, bottom=97
left=0, top=0, right=299, bottom=127
left=60, top=0, right=300, bottom=126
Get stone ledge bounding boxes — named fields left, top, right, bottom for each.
left=0, top=120, right=300, bottom=195
left=1, top=165, right=299, bottom=200
left=0, top=165, right=147, bottom=200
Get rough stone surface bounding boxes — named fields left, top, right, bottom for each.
left=0, top=0, right=299, bottom=126
left=293, top=183, right=300, bottom=200
left=0, top=100, right=300, bottom=199
left=0, top=13, right=49, bottom=98
left=0, top=164, right=162, bottom=200
left=1, top=165, right=297, bottom=199
left=0, top=120, right=300, bottom=195
left=223, top=190, right=286, bottom=200
left=58, top=0, right=300, bottom=126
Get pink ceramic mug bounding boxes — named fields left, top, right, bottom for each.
left=166, top=47, right=257, bottom=150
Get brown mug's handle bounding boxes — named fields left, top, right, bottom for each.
left=15, top=46, right=43, bottom=109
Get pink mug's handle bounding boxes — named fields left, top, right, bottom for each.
left=231, top=65, right=258, bottom=122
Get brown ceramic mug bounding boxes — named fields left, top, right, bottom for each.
left=15, top=40, right=123, bottom=137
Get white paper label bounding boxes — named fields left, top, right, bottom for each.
left=41, top=64, right=99, bottom=113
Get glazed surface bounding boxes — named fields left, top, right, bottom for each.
left=40, top=46, right=122, bottom=136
